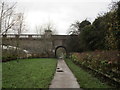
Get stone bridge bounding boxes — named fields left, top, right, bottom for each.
left=2, top=31, right=76, bottom=57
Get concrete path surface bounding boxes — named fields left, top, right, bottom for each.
left=49, top=59, right=80, bottom=88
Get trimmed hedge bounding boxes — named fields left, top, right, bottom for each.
left=2, top=49, right=55, bottom=62
left=70, top=50, right=120, bottom=85
left=2, top=49, right=26, bottom=62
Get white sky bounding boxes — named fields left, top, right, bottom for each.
left=6, top=0, right=114, bottom=34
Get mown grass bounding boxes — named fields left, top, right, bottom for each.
left=0, top=63, right=2, bottom=88
left=2, top=58, right=57, bottom=88
left=65, top=59, right=111, bottom=88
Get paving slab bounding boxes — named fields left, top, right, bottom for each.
left=49, top=59, right=80, bottom=88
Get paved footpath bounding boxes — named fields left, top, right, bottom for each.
left=49, top=59, right=80, bottom=88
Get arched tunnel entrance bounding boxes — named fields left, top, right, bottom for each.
left=55, top=46, right=67, bottom=58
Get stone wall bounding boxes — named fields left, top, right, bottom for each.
left=2, top=34, right=71, bottom=57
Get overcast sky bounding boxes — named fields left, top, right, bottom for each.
left=6, top=0, right=114, bottom=34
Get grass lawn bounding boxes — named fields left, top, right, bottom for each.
left=2, top=58, right=57, bottom=88
left=65, top=59, right=111, bottom=88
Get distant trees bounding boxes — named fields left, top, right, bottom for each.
left=36, top=25, right=43, bottom=35
left=67, top=1, right=120, bottom=52
left=36, top=22, right=57, bottom=35
left=67, top=20, right=91, bottom=52
left=44, top=22, right=57, bottom=35
left=69, top=20, right=91, bottom=35
left=43, top=22, right=58, bottom=57
left=35, top=22, right=57, bottom=57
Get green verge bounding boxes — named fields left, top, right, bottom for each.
left=65, top=59, right=111, bottom=88
left=2, top=58, right=57, bottom=88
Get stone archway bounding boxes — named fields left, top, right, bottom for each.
left=55, top=46, right=67, bottom=58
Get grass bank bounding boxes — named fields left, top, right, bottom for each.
left=65, top=59, right=111, bottom=88
left=2, top=58, right=57, bottom=88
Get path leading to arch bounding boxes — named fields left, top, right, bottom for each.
left=49, top=59, right=80, bottom=88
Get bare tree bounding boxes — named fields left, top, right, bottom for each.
left=35, top=22, right=57, bottom=57
left=12, top=13, right=25, bottom=34
left=43, top=22, right=57, bottom=35
left=36, top=25, right=44, bottom=35
left=1, top=1, right=27, bottom=60
left=0, top=1, right=17, bottom=61
left=13, top=13, right=25, bottom=60
left=0, top=1, right=17, bottom=35
left=36, top=22, right=57, bottom=35
left=43, top=22, right=57, bottom=57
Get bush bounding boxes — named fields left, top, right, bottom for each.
left=70, top=50, right=120, bottom=81
left=2, top=49, right=27, bottom=62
